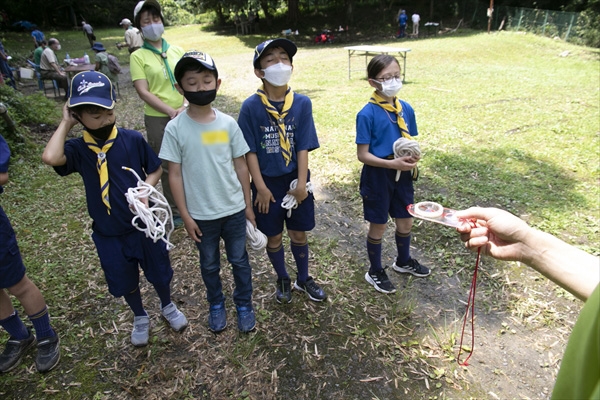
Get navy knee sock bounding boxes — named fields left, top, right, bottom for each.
left=290, top=240, right=309, bottom=283
left=0, top=311, right=29, bottom=340
left=28, top=306, right=56, bottom=339
left=123, top=287, right=147, bottom=317
left=267, top=244, right=289, bottom=279
left=395, top=231, right=411, bottom=266
left=367, top=236, right=383, bottom=274
left=153, top=283, right=172, bottom=309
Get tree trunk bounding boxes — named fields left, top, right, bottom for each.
left=288, top=0, right=299, bottom=25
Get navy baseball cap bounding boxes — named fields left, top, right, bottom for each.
left=174, top=50, right=218, bottom=83
left=67, top=71, right=116, bottom=109
left=253, top=38, right=297, bottom=69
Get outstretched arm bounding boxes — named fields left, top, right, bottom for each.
left=456, top=207, right=599, bottom=301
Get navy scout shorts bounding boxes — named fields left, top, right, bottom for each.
left=360, top=164, right=414, bottom=224
left=251, top=170, right=315, bottom=237
left=0, top=206, right=26, bottom=289
left=92, top=229, right=173, bottom=297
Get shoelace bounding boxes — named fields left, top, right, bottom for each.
left=393, top=137, right=421, bottom=182
left=122, top=167, right=175, bottom=250
left=281, top=179, right=313, bottom=218
left=246, top=219, right=267, bottom=250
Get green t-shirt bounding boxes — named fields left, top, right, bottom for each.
left=130, top=42, right=184, bottom=117
left=552, top=284, right=600, bottom=399
left=33, top=46, right=44, bottom=66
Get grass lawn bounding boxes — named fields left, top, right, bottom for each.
left=0, top=25, right=598, bottom=399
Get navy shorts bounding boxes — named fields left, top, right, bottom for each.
left=0, top=206, right=26, bottom=289
left=252, top=170, right=315, bottom=237
left=360, top=164, right=414, bottom=224
left=92, top=229, right=173, bottom=297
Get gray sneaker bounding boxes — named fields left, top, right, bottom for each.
left=35, top=335, right=60, bottom=373
left=161, top=303, right=188, bottom=332
left=131, top=316, right=150, bottom=347
left=0, top=329, right=36, bottom=373
left=392, top=258, right=431, bottom=278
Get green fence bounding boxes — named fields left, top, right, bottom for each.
left=469, top=4, right=581, bottom=42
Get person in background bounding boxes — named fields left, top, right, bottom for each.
left=42, top=71, right=188, bottom=347
left=455, top=207, right=599, bottom=399
left=238, top=38, right=327, bottom=304
left=0, top=133, right=60, bottom=373
left=130, top=0, right=186, bottom=228
left=33, top=40, right=47, bottom=66
left=397, top=10, right=408, bottom=38
left=0, top=41, right=15, bottom=89
left=91, top=42, right=117, bottom=85
left=117, top=18, right=143, bottom=54
left=411, top=13, right=420, bottom=37
left=356, top=54, right=429, bottom=295
left=31, top=29, right=45, bottom=49
left=39, top=38, right=68, bottom=99
left=82, top=21, right=95, bottom=48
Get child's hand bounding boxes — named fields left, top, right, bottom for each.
left=183, top=217, right=203, bottom=242
left=390, top=155, right=417, bottom=171
left=62, top=103, right=79, bottom=128
left=254, top=188, right=276, bottom=214
left=287, top=185, right=308, bottom=205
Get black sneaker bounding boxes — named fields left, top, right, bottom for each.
left=276, top=277, right=292, bottom=304
left=35, top=335, right=60, bottom=372
left=365, top=269, right=397, bottom=294
left=0, top=329, right=36, bottom=373
left=293, top=277, right=327, bottom=302
left=392, top=258, right=431, bottom=278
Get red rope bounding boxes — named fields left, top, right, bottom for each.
left=457, top=240, right=481, bottom=366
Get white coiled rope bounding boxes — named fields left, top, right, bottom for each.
left=246, top=219, right=267, bottom=251
left=281, top=179, right=313, bottom=218
left=393, top=138, right=421, bottom=182
left=122, top=166, right=175, bottom=250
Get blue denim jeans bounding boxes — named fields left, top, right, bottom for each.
left=194, top=209, right=253, bottom=307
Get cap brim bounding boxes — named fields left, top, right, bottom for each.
left=68, top=96, right=115, bottom=109
left=174, top=56, right=217, bottom=82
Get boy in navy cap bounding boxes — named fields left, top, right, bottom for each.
left=237, top=39, right=327, bottom=304
left=42, top=71, right=187, bottom=347
left=160, top=51, right=256, bottom=333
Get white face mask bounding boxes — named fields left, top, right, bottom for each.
left=379, top=78, right=402, bottom=97
left=261, top=63, right=293, bottom=87
left=56, top=44, right=62, bottom=50
left=141, top=23, right=164, bottom=41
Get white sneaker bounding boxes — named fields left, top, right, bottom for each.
left=131, top=316, right=150, bottom=347
left=161, top=303, right=188, bottom=332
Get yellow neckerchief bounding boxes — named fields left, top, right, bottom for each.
left=369, top=91, right=419, bottom=181
left=369, top=91, right=413, bottom=140
left=83, top=126, right=118, bottom=214
left=256, top=85, right=294, bottom=166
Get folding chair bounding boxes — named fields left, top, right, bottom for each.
left=27, top=59, right=62, bottom=97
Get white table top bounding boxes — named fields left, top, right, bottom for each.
left=344, top=45, right=411, bottom=53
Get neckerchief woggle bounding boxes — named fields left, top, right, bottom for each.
left=369, top=91, right=419, bottom=180
left=142, top=38, right=177, bottom=89
left=256, top=85, right=294, bottom=166
left=83, top=126, right=118, bottom=214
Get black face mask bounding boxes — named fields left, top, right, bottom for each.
left=183, top=89, right=217, bottom=106
left=84, top=122, right=116, bottom=141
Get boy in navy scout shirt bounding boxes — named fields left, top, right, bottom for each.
left=0, top=134, right=60, bottom=373
left=160, top=51, right=256, bottom=333
left=42, top=71, right=187, bottom=347
left=238, top=38, right=327, bottom=304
